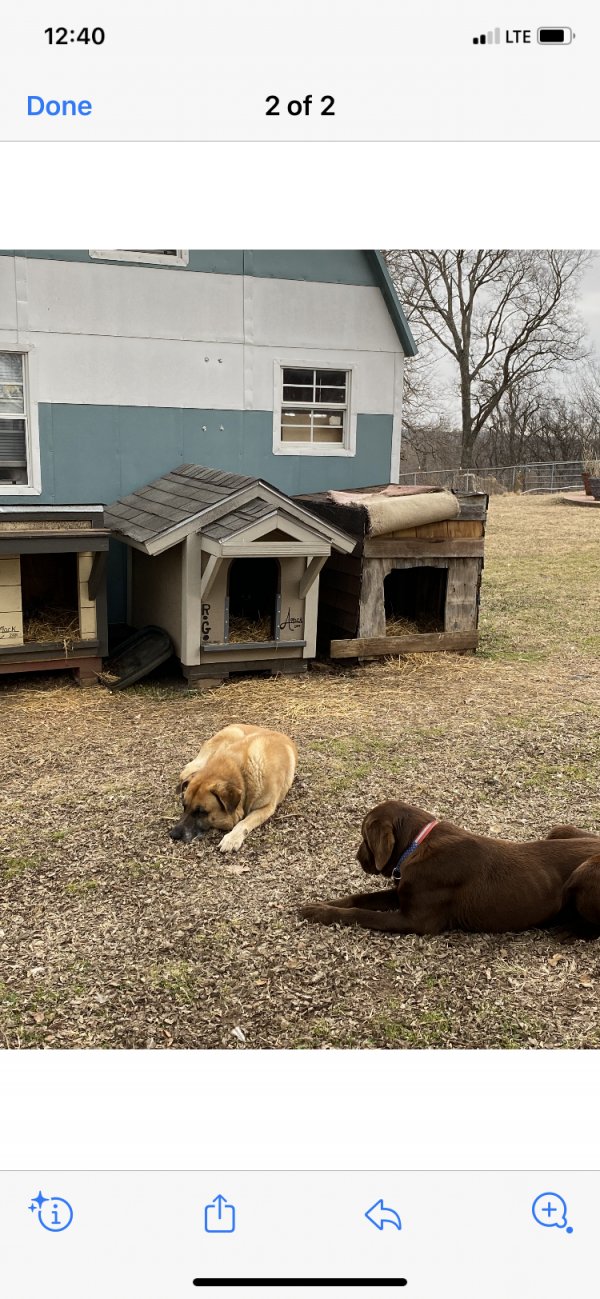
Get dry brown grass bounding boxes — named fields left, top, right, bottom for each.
left=227, top=615, right=273, bottom=644
left=23, top=607, right=79, bottom=645
left=0, top=495, right=599, bottom=1050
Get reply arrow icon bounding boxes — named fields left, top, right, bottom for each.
left=365, top=1199, right=402, bottom=1231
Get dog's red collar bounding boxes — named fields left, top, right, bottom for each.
left=391, top=818, right=438, bottom=881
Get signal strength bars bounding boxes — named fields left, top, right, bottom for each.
left=473, top=28, right=501, bottom=44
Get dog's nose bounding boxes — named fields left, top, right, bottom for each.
left=169, top=824, right=184, bottom=841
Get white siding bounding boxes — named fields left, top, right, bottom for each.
left=0, top=256, right=404, bottom=416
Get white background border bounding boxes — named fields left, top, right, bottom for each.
left=1, top=137, right=599, bottom=1174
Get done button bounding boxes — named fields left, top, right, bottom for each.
left=28, top=96, right=92, bottom=116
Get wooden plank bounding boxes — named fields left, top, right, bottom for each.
left=88, top=551, right=108, bottom=601
left=202, top=639, right=306, bottom=653
left=299, top=555, right=327, bottom=600
left=0, top=641, right=99, bottom=665
left=0, top=536, right=109, bottom=555
left=363, top=539, right=484, bottom=558
left=445, top=557, right=482, bottom=632
left=321, top=553, right=363, bottom=578
left=383, top=526, right=418, bottom=538
left=318, top=586, right=360, bottom=616
left=358, top=557, right=386, bottom=638
left=200, top=554, right=222, bottom=601
left=446, top=520, right=484, bottom=539
left=318, top=603, right=359, bottom=635
left=414, top=521, right=450, bottom=539
left=330, top=630, right=478, bottom=658
left=319, top=569, right=362, bottom=596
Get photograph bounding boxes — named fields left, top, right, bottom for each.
left=1, top=246, right=599, bottom=1049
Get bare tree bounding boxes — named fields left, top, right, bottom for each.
left=386, top=249, right=592, bottom=467
left=477, top=360, right=600, bottom=466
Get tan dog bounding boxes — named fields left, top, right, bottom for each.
left=169, top=724, right=297, bottom=853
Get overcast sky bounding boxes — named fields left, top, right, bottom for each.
left=579, top=253, right=600, bottom=353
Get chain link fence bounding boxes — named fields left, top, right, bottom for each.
left=398, top=461, right=584, bottom=494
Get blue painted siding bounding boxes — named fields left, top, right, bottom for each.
left=0, top=405, right=392, bottom=622
left=0, top=403, right=393, bottom=507
left=0, top=250, right=379, bottom=286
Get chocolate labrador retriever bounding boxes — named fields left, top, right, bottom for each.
left=299, top=799, right=600, bottom=935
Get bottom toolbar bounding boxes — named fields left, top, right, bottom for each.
left=2, top=1170, right=594, bottom=1297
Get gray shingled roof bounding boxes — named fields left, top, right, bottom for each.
left=105, top=463, right=355, bottom=554
left=105, top=465, right=258, bottom=546
left=202, top=498, right=274, bottom=541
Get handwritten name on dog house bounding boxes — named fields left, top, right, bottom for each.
left=106, top=464, right=354, bottom=688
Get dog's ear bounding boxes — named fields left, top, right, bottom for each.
left=368, top=819, right=395, bottom=873
left=210, top=779, right=242, bottom=814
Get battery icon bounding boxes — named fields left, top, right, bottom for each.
left=537, top=26, right=573, bottom=43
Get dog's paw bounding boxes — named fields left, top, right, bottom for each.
left=219, top=830, right=244, bottom=853
left=298, top=903, right=334, bottom=924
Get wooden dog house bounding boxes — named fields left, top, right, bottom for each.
left=0, top=505, right=109, bottom=684
left=105, top=464, right=354, bottom=687
left=295, top=484, right=488, bottom=658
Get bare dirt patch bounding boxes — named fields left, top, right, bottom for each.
left=1, top=495, right=599, bottom=1049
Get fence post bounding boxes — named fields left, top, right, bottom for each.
left=551, top=462, right=555, bottom=492
left=511, top=465, right=516, bottom=491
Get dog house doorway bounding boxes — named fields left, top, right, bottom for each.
left=225, top=557, right=280, bottom=644
left=384, top=564, right=447, bottom=636
left=20, top=552, right=80, bottom=644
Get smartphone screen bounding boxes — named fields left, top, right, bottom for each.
left=1, top=4, right=599, bottom=1297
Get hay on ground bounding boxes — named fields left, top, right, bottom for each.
left=228, top=615, right=273, bottom=644
left=23, top=607, right=80, bottom=645
left=386, top=614, right=440, bottom=636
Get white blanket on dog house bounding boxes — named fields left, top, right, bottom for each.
left=328, top=488, right=460, bottom=536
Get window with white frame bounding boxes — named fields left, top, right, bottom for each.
left=0, top=352, right=28, bottom=485
left=89, top=249, right=189, bottom=267
left=280, top=367, right=349, bottom=447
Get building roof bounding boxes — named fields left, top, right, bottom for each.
left=105, top=464, right=355, bottom=555
left=367, top=252, right=417, bottom=357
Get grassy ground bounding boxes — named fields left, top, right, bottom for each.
left=1, top=494, right=599, bottom=1049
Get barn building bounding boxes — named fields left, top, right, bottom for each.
left=0, top=249, right=416, bottom=628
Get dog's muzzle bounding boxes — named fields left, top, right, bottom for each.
left=169, top=817, right=205, bottom=844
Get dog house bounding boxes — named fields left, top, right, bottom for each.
left=295, top=484, right=488, bottom=658
left=105, top=464, right=354, bottom=686
left=0, top=505, right=109, bottom=684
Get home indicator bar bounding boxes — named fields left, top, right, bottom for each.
left=192, top=1282, right=408, bottom=1291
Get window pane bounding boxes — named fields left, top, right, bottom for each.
left=281, top=409, right=312, bottom=442
left=0, top=418, right=27, bottom=467
left=315, top=369, right=347, bottom=403
left=0, top=465, right=28, bottom=484
left=282, top=368, right=314, bottom=404
left=313, top=414, right=345, bottom=443
left=0, top=383, right=24, bottom=414
left=0, top=353, right=24, bottom=384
